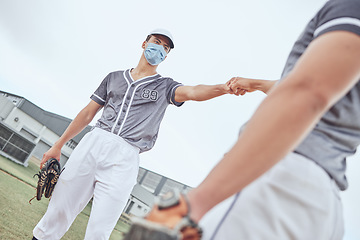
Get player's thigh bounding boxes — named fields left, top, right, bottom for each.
left=84, top=154, right=139, bottom=239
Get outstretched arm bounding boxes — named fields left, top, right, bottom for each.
left=187, top=31, right=360, bottom=222
left=40, top=100, right=102, bottom=168
left=227, top=77, right=277, bottom=95
left=174, top=84, right=232, bottom=102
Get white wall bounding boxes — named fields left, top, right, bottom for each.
left=0, top=95, right=14, bottom=120
left=3, top=107, right=73, bottom=163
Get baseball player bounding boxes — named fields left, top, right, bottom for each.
left=129, top=1, right=360, bottom=239
left=187, top=1, right=360, bottom=239
left=32, top=28, right=235, bottom=240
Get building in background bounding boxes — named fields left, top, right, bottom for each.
left=0, top=90, right=192, bottom=217
left=0, top=90, right=91, bottom=167
left=126, top=167, right=193, bottom=216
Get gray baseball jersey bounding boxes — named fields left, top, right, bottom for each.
left=90, top=69, right=183, bottom=153
left=280, top=0, right=360, bottom=190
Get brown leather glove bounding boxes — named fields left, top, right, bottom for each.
left=124, top=189, right=202, bottom=240
left=29, top=158, right=61, bottom=203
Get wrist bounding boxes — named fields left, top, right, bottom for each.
left=249, top=79, right=262, bottom=91
left=186, top=189, right=211, bottom=222
left=219, top=84, right=228, bottom=94
left=52, top=141, right=64, bottom=150
left=260, top=80, right=276, bottom=94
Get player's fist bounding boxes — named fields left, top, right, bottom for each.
left=227, top=77, right=256, bottom=96
left=41, top=146, right=61, bottom=169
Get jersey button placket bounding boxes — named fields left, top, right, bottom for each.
left=117, top=85, right=134, bottom=135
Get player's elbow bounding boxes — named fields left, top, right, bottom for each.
left=187, top=85, right=209, bottom=101
left=291, top=78, right=332, bottom=113
left=306, top=90, right=330, bottom=114
left=78, top=108, right=95, bottom=125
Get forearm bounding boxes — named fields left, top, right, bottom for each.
left=187, top=79, right=331, bottom=221
left=192, top=84, right=228, bottom=101
left=249, top=79, right=277, bottom=94
left=228, top=77, right=277, bottom=95
left=179, top=84, right=228, bottom=102
left=53, top=108, right=95, bottom=149
left=40, top=101, right=101, bottom=167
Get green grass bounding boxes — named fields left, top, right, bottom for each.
left=0, top=156, right=130, bottom=239
left=0, top=156, right=39, bottom=188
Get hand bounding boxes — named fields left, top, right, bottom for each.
left=123, top=190, right=202, bottom=240
left=226, top=77, right=256, bottom=96
left=220, top=83, right=240, bottom=96
left=40, top=146, right=61, bottom=169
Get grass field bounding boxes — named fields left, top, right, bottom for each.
left=0, top=156, right=130, bottom=240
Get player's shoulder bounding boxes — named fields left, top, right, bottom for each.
left=154, top=74, right=175, bottom=84
left=158, top=75, right=174, bottom=81
left=318, top=0, right=360, bottom=18
left=323, top=0, right=360, bottom=7
left=313, top=0, right=360, bottom=38
left=101, top=70, right=127, bottom=82
left=107, top=69, right=126, bottom=76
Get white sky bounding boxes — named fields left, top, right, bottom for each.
left=0, top=0, right=359, bottom=239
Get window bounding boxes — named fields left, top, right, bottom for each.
left=0, top=122, right=36, bottom=163
left=140, top=171, right=162, bottom=193
left=160, top=179, right=186, bottom=196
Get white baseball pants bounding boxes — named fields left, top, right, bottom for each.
left=200, top=152, right=344, bottom=240
left=33, top=127, right=140, bottom=240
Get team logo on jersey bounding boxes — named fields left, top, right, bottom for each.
left=141, top=89, right=158, bottom=101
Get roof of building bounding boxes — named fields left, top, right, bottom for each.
left=0, top=90, right=91, bottom=142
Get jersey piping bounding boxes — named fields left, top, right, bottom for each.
left=169, top=84, right=182, bottom=105
left=92, top=94, right=106, bottom=104
left=314, top=17, right=360, bottom=37
left=91, top=69, right=184, bottom=152
left=117, top=78, right=159, bottom=135
left=111, top=70, right=161, bottom=135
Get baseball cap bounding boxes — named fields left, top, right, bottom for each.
left=149, top=28, right=174, bottom=49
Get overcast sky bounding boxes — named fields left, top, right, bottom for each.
left=1, top=0, right=359, bottom=239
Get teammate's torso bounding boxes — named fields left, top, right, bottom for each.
left=280, top=0, right=360, bottom=190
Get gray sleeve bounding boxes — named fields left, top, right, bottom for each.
left=314, top=0, right=360, bottom=38
left=166, top=78, right=184, bottom=107
left=90, top=73, right=110, bottom=105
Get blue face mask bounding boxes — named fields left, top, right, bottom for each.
left=144, top=43, right=167, bottom=66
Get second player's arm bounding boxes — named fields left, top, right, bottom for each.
left=174, top=84, right=231, bottom=102
left=41, top=100, right=102, bottom=167
left=227, top=77, right=277, bottom=95
left=187, top=31, right=360, bottom=222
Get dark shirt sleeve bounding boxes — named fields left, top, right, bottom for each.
left=90, top=73, right=110, bottom=106
left=314, top=0, right=360, bottom=38
left=166, top=78, right=184, bottom=107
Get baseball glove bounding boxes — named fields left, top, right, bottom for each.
left=29, top=158, right=62, bottom=203
left=123, top=189, right=202, bottom=240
